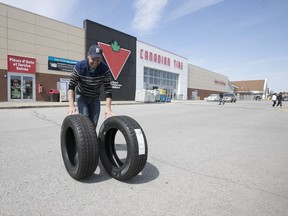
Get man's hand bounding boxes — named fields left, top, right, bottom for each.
left=104, top=97, right=115, bottom=118
left=67, top=105, right=77, bottom=115
left=104, top=108, right=115, bottom=118
left=67, top=89, right=77, bottom=115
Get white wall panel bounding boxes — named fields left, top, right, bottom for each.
left=7, top=6, right=35, bottom=24
left=0, top=48, right=7, bottom=69
left=68, top=26, right=84, bottom=38
left=68, top=43, right=84, bottom=54
left=36, top=35, right=67, bottom=50
left=68, top=34, right=84, bottom=45
left=8, top=29, right=35, bottom=44
left=8, top=39, right=35, bottom=53
left=8, top=18, right=35, bottom=34
left=36, top=16, right=68, bottom=33
left=36, top=26, right=68, bottom=42
left=0, top=26, right=7, bottom=39
left=0, top=4, right=7, bottom=17
left=36, top=44, right=67, bottom=57
left=0, top=16, right=7, bottom=27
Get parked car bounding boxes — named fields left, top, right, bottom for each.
left=204, top=94, right=220, bottom=102
left=282, top=96, right=288, bottom=101
left=223, top=93, right=237, bottom=102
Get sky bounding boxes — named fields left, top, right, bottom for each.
left=1, top=0, right=288, bottom=92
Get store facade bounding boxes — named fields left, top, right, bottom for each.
left=231, top=79, right=269, bottom=100
left=0, top=3, right=85, bottom=102
left=187, top=64, right=232, bottom=100
left=0, top=3, right=189, bottom=102
left=136, top=41, right=188, bottom=100
left=7, top=55, right=36, bottom=101
left=1, top=3, right=236, bottom=103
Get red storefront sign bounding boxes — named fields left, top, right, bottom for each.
left=7, top=55, right=36, bottom=74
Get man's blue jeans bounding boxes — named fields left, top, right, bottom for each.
left=76, top=94, right=101, bottom=128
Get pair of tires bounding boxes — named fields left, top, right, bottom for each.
left=60, top=114, right=148, bottom=181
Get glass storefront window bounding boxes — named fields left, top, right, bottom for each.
left=154, top=71, right=157, bottom=77
left=8, top=73, right=35, bottom=101
left=10, top=76, right=21, bottom=99
left=143, top=67, right=179, bottom=99
left=23, top=76, right=33, bottom=99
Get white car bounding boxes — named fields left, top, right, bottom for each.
left=223, top=93, right=237, bottom=102
left=204, top=94, right=220, bottom=102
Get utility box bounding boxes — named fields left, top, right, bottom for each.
left=49, top=89, right=59, bottom=102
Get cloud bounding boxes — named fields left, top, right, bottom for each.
left=169, top=0, right=224, bottom=21
left=131, top=0, right=168, bottom=33
left=0, top=0, right=79, bottom=21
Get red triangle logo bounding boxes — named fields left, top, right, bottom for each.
left=98, top=42, right=131, bottom=80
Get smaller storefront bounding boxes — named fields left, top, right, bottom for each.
left=187, top=64, right=231, bottom=100
left=8, top=72, right=35, bottom=101
left=7, top=55, right=36, bottom=102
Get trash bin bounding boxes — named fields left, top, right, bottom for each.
left=49, top=89, right=59, bottom=102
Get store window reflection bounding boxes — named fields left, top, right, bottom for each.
left=11, top=76, right=21, bottom=99
left=23, top=76, right=33, bottom=99
left=143, top=67, right=179, bottom=99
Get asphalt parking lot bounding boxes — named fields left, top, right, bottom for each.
left=0, top=100, right=287, bottom=216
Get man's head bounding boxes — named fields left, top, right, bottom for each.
left=87, top=44, right=103, bottom=69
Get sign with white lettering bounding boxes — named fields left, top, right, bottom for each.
left=8, top=55, right=36, bottom=74
left=48, top=56, right=77, bottom=72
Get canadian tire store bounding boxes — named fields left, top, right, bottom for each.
left=136, top=41, right=188, bottom=100
left=0, top=3, right=189, bottom=102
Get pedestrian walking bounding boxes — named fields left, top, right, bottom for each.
left=67, top=44, right=115, bottom=128
left=219, top=92, right=225, bottom=105
left=271, top=93, right=277, bottom=107
left=276, top=92, right=283, bottom=108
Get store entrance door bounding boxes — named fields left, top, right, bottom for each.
left=8, top=73, right=35, bottom=101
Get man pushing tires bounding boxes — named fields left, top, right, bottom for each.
left=61, top=43, right=148, bottom=181
left=67, top=43, right=115, bottom=128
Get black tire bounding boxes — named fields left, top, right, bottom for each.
left=60, top=114, right=99, bottom=180
left=98, top=115, right=148, bottom=181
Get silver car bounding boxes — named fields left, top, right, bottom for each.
left=223, top=93, right=237, bottom=102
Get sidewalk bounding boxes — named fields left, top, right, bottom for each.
left=0, top=101, right=139, bottom=109
left=0, top=100, right=199, bottom=109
